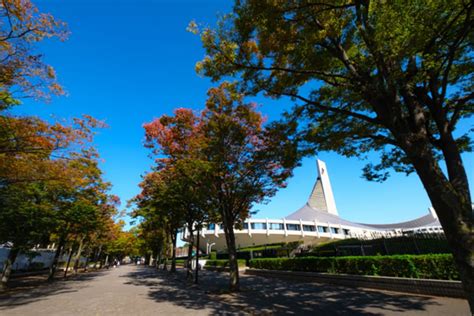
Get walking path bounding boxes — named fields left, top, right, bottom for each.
left=0, top=265, right=469, bottom=315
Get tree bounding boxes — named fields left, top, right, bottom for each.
left=141, top=84, right=296, bottom=290
left=0, top=0, right=67, bottom=105
left=194, top=0, right=474, bottom=308
left=104, top=224, right=141, bottom=263
left=0, top=0, right=120, bottom=287
left=143, top=108, right=214, bottom=281
left=0, top=126, right=111, bottom=287
left=0, top=180, right=54, bottom=288
left=199, top=83, right=296, bottom=290
left=132, top=170, right=180, bottom=272
left=47, top=156, right=119, bottom=280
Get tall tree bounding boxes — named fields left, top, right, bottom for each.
left=47, top=156, right=119, bottom=281
left=199, top=83, right=296, bottom=290
left=0, top=119, right=108, bottom=287
left=132, top=169, right=186, bottom=273
left=194, top=0, right=474, bottom=307
left=141, top=84, right=296, bottom=290
left=142, top=108, right=214, bottom=280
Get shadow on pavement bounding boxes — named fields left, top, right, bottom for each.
left=122, top=267, right=441, bottom=315
left=0, top=269, right=107, bottom=310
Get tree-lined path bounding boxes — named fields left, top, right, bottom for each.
left=0, top=265, right=469, bottom=315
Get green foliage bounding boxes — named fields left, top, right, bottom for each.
left=302, top=235, right=451, bottom=256
left=249, top=254, right=459, bottom=280
left=205, top=259, right=247, bottom=268
left=238, top=242, right=293, bottom=252
left=195, top=1, right=474, bottom=180
left=28, top=262, right=45, bottom=270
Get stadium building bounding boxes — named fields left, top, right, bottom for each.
left=182, top=160, right=443, bottom=252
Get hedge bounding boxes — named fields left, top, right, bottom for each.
left=205, top=259, right=247, bottom=268
left=249, top=254, right=459, bottom=280
left=299, top=235, right=451, bottom=257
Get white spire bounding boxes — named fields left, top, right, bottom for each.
left=307, top=160, right=338, bottom=216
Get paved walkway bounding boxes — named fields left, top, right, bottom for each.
left=0, top=265, right=469, bottom=315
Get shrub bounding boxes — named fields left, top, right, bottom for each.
left=249, top=254, right=458, bottom=280
left=28, top=262, right=44, bottom=270
left=205, top=259, right=246, bottom=268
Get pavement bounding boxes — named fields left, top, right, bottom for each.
left=0, top=264, right=470, bottom=315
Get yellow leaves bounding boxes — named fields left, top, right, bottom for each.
left=0, top=0, right=69, bottom=101
left=186, top=20, right=199, bottom=34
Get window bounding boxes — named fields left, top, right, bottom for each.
left=251, top=223, right=267, bottom=230
left=343, top=229, right=350, bottom=235
left=243, top=223, right=249, bottom=229
left=303, top=225, right=316, bottom=232
left=318, top=226, right=328, bottom=233
left=286, top=224, right=300, bottom=231
left=207, top=223, right=215, bottom=230
left=269, top=223, right=284, bottom=230
left=330, top=227, right=339, bottom=234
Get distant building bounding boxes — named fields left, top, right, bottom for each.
left=183, top=160, right=443, bottom=252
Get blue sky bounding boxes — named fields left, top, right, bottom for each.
left=15, top=0, right=473, bottom=229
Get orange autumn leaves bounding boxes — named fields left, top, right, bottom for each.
left=0, top=0, right=68, bottom=101
left=0, top=0, right=119, bottom=270
left=0, top=114, right=106, bottom=188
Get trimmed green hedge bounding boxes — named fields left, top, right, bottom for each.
left=205, top=259, right=247, bottom=268
left=249, top=254, right=459, bottom=280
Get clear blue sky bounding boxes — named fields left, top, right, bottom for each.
left=15, top=0, right=473, bottom=228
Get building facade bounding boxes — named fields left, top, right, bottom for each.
left=183, top=160, right=443, bottom=252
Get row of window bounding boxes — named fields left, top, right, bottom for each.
left=206, top=223, right=350, bottom=235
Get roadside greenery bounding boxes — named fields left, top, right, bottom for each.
left=193, top=0, right=473, bottom=309
left=132, top=83, right=298, bottom=289
left=299, top=236, right=451, bottom=257
left=0, top=0, right=130, bottom=288
left=249, top=254, right=459, bottom=280
left=205, top=259, right=247, bottom=269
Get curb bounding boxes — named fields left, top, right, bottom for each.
left=245, top=268, right=465, bottom=299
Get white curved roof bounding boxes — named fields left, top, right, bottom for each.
left=284, top=160, right=442, bottom=231
left=285, top=203, right=441, bottom=231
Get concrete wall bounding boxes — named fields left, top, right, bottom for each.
left=0, top=248, right=88, bottom=271
left=0, top=248, right=56, bottom=271
left=245, top=269, right=465, bottom=299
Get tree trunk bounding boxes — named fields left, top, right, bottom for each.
left=149, top=252, right=154, bottom=266
left=400, top=137, right=473, bottom=310
left=48, top=236, right=65, bottom=281
left=195, top=228, right=200, bottom=284
left=163, top=257, right=168, bottom=271
left=223, top=216, right=239, bottom=291
left=155, top=250, right=160, bottom=269
left=64, top=245, right=74, bottom=278
left=1, top=247, right=19, bottom=290
left=93, top=245, right=102, bottom=269
left=83, top=256, right=89, bottom=272
left=104, top=254, right=109, bottom=268
left=73, top=237, right=85, bottom=274
left=170, top=230, right=177, bottom=273
left=186, top=224, right=194, bottom=279
left=145, top=253, right=151, bottom=267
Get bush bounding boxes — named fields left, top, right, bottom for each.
left=205, top=259, right=246, bottom=268
left=249, top=254, right=458, bottom=280
left=300, top=235, right=451, bottom=257
left=28, top=262, right=45, bottom=270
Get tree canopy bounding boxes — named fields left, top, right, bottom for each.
left=192, top=0, right=473, bottom=308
